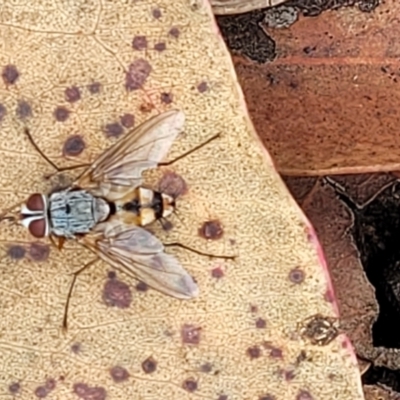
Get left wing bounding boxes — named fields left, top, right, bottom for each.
left=81, top=222, right=199, bottom=300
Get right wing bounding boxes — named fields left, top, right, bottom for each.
left=81, top=222, right=199, bottom=300
left=76, top=110, right=185, bottom=199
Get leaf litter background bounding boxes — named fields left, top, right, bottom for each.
left=0, top=0, right=363, bottom=399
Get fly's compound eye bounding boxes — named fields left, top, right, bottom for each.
left=26, top=193, right=46, bottom=212
left=28, top=218, right=47, bottom=238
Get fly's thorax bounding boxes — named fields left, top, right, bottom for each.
left=49, top=190, right=110, bottom=238
left=117, top=187, right=175, bottom=227
left=20, top=193, right=50, bottom=238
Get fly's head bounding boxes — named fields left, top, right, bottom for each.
left=20, top=193, right=50, bottom=238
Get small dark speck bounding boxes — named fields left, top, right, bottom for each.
left=120, top=113, right=135, bottom=128
left=289, top=81, right=298, bottom=89
left=303, top=46, right=316, bottom=54
left=182, top=378, right=198, bottom=392
left=135, top=281, right=148, bottom=292
left=125, top=59, right=152, bottom=91
left=104, top=122, right=124, bottom=138
left=16, top=100, right=32, bottom=120
left=211, top=267, right=224, bottom=279
left=284, top=370, right=295, bottom=381
left=2, top=64, right=19, bottom=84
left=73, top=383, right=106, bottom=400
left=199, top=220, right=223, bottom=240
left=65, top=86, right=81, bottom=103
left=255, top=318, right=266, bottom=329
left=154, top=42, right=166, bottom=52
left=8, top=382, right=20, bottom=394
left=34, top=386, right=48, bottom=398
left=107, top=270, right=117, bottom=280
left=218, top=396, right=228, bottom=400
left=103, top=278, right=132, bottom=308
left=181, top=324, right=201, bottom=344
left=289, top=267, right=305, bottom=284
left=296, top=390, right=313, bottom=400
left=197, top=81, right=208, bottom=93
left=7, top=244, right=26, bottom=260
left=132, top=35, right=148, bottom=50
left=266, top=345, right=283, bottom=358
left=0, top=103, right=6, bottom=121
left=63, top=135, right=85, bottom=157
left=71, top=342, right=81, bottom=353
left=54, top=106, right=70, bottom=122
left=110, top=366, right=130, bottom=383
left=200, top=362, right=213, bottom=373
left=169, top=27, right=180, bottom=38
left=160, top=92, right=173, bottom=104
left=250, top=304, right=258, bottom=313
left=247, top=345, right=261, bottom=359
left=152, top=8, right=162, bottom=18
left=161, top=219, right=173, bottom=231
left=29, top=242, right=50, bottom=262
left=142, top=356, right=157, bottom=373
left=88, top=81, right=101, bottom=94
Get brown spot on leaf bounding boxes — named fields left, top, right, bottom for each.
left=135, top=281, right=148, bottom=292
left=154, top=42, right=166, bottom=52
left=132, top=35, right=148, bottom=50
left=107, top=270, right=116, bottom=280
left=120, top=113, right=135, bottom=128
left=182, top=378, right=198, bottom=392
left=104, top=122, right=123, bottom=138
left=200, top=362, right=213, bottom=373
left=218, top=396, right=228, bottom=400
left=0, top=103, right=6, bottom=121
left=16, top=100, right=32, bottom=120
left=88, top=82, right=101, bottom=94
left=181, top=324, right=201, bottom=344
left=45, top=379, right=56, bottom=391
left=259, top=396, right=276, bottom=400
left=152, top=8, right=162, bottom=18
left=2, top=64, right=19, bottom=84
left=54, top=106, right=70, bottom=122
left=211, top=266, right=224, bottom=279
left=7, top=244, right=26, bottom=260
left=63, top=135, right=85, bottom=157
left=103, top=278, right=132, bottom=308
left=250, top=304, right=258, bottom=313
left=199, top=220, right=224, bottom=240
left=71, top=342, right=81, bottom=353
left=289, top=267, right=305, bottom=284
left=169, top=26, right=180, bottom=38
left=284, top=370, right=295, bottom=381
left=263, top=342, right=283, bottom=358
left=125, top=59, right=152, bottom=91
left=296, top=390, right=313, bottom=400
left=29, top=242, right=50, bottom=262
left=34, top=386, right=48, bottom=398
left=247, top=345, right=261, bottom=359
left=142, top=356, right=157, bottom=374
left=65, top=86, right=81, bottom=103
left=9, top=382, right=20, bottom=393
left=255, top=318, right=266, bottom=329
left=110, top=366, right=130, bottom=383
left=160, top=92, right=173, bottom=104
left=73, top=383, right=106, bottom=400
left=197, top=81, right=208, bottom=93
left=159, top=171, right=187, bottom=198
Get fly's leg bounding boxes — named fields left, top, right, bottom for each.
left=24, top=128, right=91, bottom=179
left=63, top=258, right=99, bottom=331
left=158, top=133, right=221, bottom=167
left=164, top=242, right=236, bottom=260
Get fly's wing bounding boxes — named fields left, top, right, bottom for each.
left=76, top=110, right=185, bottom=197
left=82, top=222, right=199, bottom=299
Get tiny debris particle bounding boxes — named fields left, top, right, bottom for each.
left=7, top=244, right=26, bottom=260
left=120, top=113, right=135, bottom=128
left=0, top=103, right=6, bottom=121
left=255, top=318, right=266, bottom=329
left=88, top=82, right=101, bottom=94
left=135, top=281, right=148, bottom=292
left=197, top=81, right=208, bottom=93
left=110, top=366, right=130, bottom=383
left=296, top=390, right=314, bottom=400
left=29, top=242, right=50, bottom=262
left=2, top=64, right=19, bottom=84
left=152, top=8, right=162, bottom=18
left=181, top=324, right=201, bottom=344
left=182, top=378, right=198, bottom=392
left=154, top=42, right=166, bottom=52
left=289, top=267, right=305, bottom=284
left=65, top=86, right=81, bottom=103
left=104, top=122, right=124, bottom=138
left=247, top=345, right=261, bottom=359
left=132, top=35, right=148, bottom=50
left=300, top=314, right=338, bottom=346
left=160, top=92, right=173, bottom=104
left=63, top=135, right=85, bottom=157
left=142, top=356, right=157, bottom=374
left=34, top=386, right=48, bottom=398
left=73, top=383, right=107, bottom=400
left=211, top=267, right=224, bottom=279
left=8, top=382, right=20, bottom=393
left=54, top=106, right=70, bottom=122
left=16, top=100, right=32, bottom=120
left=125, top=59, right=152, bottom=91
left=199, top=220, right=224, bottom=240
left=107, top=270, right=117, bottom=280
left=169, top=26, right=180, bottom=38
left=103, top=278, right=132, bottom=308
left=159, top=171, right=187, bottom=198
